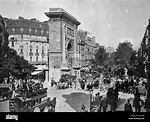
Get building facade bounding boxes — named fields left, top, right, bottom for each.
left=77, top=30, right=96, bottom=67
left=77, top=30, right=97, bottom=76
left=4, top=17, right=49, bottom=71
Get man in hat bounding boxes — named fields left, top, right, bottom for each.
left=124, top=99, right=133, bottom=112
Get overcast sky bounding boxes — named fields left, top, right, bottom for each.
left=1, top=0, right=150, bottom=49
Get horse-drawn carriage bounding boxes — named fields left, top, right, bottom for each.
left=9, top=87, right=56, bottom=112
left=57, top=74, right=76, bottom=89
left=8, top=80, right=56, bottom=112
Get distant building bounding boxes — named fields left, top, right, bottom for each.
left=77, top=29, right=97, bottom=76
left=4, top=17, right=49, bottom=75
left=105, top=46, right=115, bottom=54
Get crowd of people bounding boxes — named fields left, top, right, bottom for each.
left=115, top=77, right=146, bottom=95
left=49, top=68, right=149, bottom=112
left=79, top=74, right=148, bottom=112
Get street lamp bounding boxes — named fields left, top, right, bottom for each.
left=89, top=89, right=93, bottom=112
left=74, top=70, right=77, bottom=88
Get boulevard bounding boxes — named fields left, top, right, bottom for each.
left=0, top=81, right=146, bottom=112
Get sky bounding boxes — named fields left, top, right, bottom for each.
left=1, top=0, right=150, bottom=50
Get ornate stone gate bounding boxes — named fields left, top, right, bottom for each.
left=45, top=8, right=81, bottom=83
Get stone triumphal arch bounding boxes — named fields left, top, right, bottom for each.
left=45, top=8, right=81, bottom=82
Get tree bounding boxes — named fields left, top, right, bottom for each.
left=94, top=46, right=108, bottom=66
left=0, top=15, right=36, bottom=83
left=114, top=41, right=134, bottom=66
left=91, top=46, right=109, bottom=73
left=125, top=49, right=146, bottom=78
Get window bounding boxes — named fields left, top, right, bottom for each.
left=11, top=42, right=14, bottom=47
left=30, top=49, right=32, bottom=53
left=42, top=56, right=44, bottom=62
left=21, top=35, right=23, bottom=39
left=42, top=49, right=44, bottom=54
left=30, top=57, right=32, bottom=62
left=20, top=49, right=23, bottom=53
left=36, top=49, right=38, bottom=53
left=36, top=57, right=38, bottom=62
left=30, top=45, right=33, bottom=49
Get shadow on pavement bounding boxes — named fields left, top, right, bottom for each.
left=117, top=98, right=126, bottom=107
left=117, top=97, right=134, bottom=108
left=62, top=92, right=90, bottom=112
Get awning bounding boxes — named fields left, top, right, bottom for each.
left=31, top=71, right=42, bottom=75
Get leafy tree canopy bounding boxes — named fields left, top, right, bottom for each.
left=114, top=41, right=134, bottom=66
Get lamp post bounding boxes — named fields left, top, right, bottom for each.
left=74, top=70, right=77, bottom=89
left=89, top=89, right=93, bottom=112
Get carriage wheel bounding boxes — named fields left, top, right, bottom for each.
left=33, top=107, right=40, bottom=112
left=43, top=106, right=49, bottom=112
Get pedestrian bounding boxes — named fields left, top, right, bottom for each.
left=97, top=92, right=102, bottom=104
left=133, top=97, right=144, bottom=112
left=134, top=87, right=140, bottom=98
left=81, top=80, right=85, bottom=90
left=114, top=88, right=119, bottom=102
left=124, top=99, right=133, bottom=112
left=51, top=97, right=56, bottom=112
left=100, top=96, right=108, bottom=112
left=80, top=103, right=87, bottom=112
left=93, top=93, right=98, bottom=105
left=144, top=98, right=150, bottom=112
left=110, top=98, right=117, bottom=112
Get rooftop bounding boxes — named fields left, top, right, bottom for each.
left=45, top=8, right=81, bottom=26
